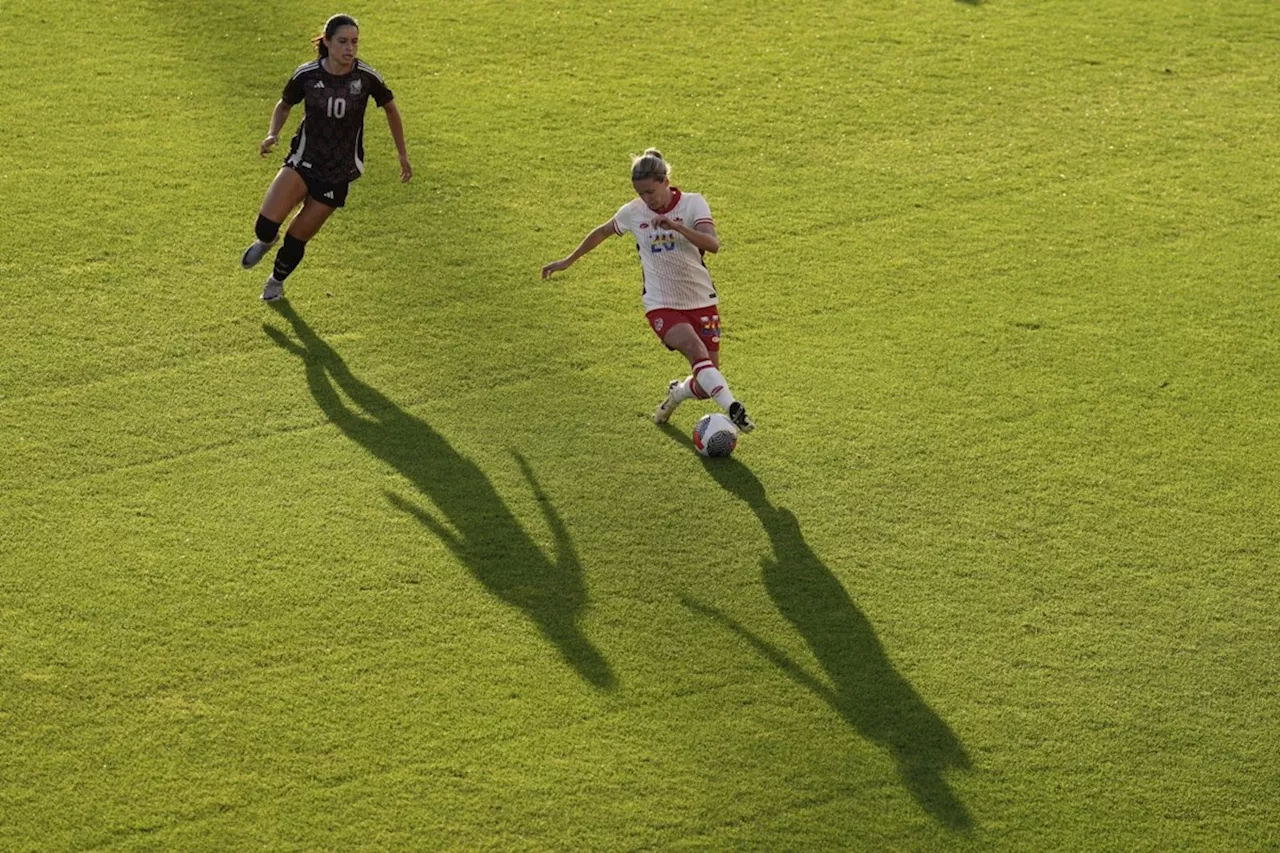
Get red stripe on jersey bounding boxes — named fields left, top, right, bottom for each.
left=694, top=218, right=714, bottom=226
left=611, top=217, right=622, bottom=236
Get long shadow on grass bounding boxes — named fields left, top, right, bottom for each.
left=662, top=427, right=971, bottom=828
left=264, top=304, right=615, bottom=690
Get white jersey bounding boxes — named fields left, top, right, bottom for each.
left=612, top=189, right=718, bottom=311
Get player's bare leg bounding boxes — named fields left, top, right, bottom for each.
left=262, top=195, right=337, bottom=302
left=284, top=196, right=337, bottom=240
left=261, top=167, right=310, bottom=223
left=244, top=168, right=307, bottom=269
left=653, top=323, right=704, bottom=423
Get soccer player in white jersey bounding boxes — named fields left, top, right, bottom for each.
left=240, top=14, right=413, bottom=302
left=541, top=149, right=755, bottom=433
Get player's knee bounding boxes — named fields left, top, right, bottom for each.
left=255, top=214, right=281, bottom=244
left=681, top=343, right=710, bottom=365
left=664, top=328, right=703, bottom=361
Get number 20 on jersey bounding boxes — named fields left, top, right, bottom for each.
left=649, top=231, right=677, bottom=253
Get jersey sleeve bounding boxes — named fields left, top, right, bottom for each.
left=612, top=201, right=635, bottom=236
left=689, top=193, right=714, bottom=228
left=282, top=72, right=305, bottom=105
left=371, top=74, right=394, bottom=107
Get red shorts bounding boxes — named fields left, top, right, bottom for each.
left=645, top=305, right=722, bottom=353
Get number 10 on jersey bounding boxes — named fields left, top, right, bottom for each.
left=326, top=97, right=347, bottom=118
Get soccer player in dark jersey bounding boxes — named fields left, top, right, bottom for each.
left=241, top=14, right=413, bottom=302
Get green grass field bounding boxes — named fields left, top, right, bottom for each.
left=4, top=0, right=1279, bottom=849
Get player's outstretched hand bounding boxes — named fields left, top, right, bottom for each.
left=260, top=135, right=279, bottom=158
left=400, top=156, right=413, bottom=183
left=541, top=259, right=572, bottom=279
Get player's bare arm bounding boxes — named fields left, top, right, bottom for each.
left=383, top=100, right=412, bottom=182
left=654, top=216, right=720, bottom=254
left=541, top=220, right=616, bottom=279
left=260, top=100, right=293, bottom=157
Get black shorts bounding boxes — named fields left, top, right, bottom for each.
left=286, top=164, right=349, bottom=208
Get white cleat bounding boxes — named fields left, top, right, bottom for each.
left=241, top=238, right=276, bottom=269
left=729, top=401, right=755, bottom=433
left=653, top=379, right=684, bottom=424
left=260, top=277, right=284, bottom=302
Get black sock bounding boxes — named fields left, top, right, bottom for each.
left=255, top=214, right=281, bottom=244
left=272, top=234, right=307, bottom=282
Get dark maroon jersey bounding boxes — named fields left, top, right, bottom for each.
left=281, top=59, right=394, bottom=184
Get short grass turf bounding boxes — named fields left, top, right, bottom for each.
left=3, top=0, right=1279, bottom=850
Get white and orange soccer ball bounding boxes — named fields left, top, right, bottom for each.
left=692, top=413, right=738, bottom=458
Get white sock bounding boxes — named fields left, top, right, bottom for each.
left=671, top=377, right=698, bottom=403
left=692, top=360, right=736, bottom=411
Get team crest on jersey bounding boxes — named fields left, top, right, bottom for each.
left=350, top=78, right=362, bottom=95
left=639, top=222, right=649, bottom=229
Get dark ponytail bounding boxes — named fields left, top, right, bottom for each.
left=312, top=13, right=359, bottom=58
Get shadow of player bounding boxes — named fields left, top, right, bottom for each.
left=264, top=304, right=615, bottom=690
left=663, top=426, right=972, bottom=828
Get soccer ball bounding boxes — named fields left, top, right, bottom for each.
left=692, top=413, right=738, bottom=458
